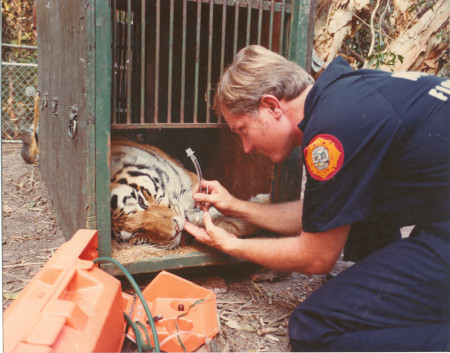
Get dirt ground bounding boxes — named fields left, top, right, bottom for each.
left=1, top=142, right=353, bottom=352
left=2, top=142, right=65, bottom=306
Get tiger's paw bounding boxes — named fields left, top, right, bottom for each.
left=186, top=193, right=270, bottom=237
left=129, top=236, right=149, bottom=245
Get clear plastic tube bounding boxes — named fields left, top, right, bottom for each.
left=186, top=148, right=203, bottom=221
left=186, top=148, right=202, bottom=193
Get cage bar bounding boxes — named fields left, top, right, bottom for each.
left=140, top=0, right=146, bottom=123
left=112, top=1, right=117, bottom=124
left=154, top=0, right=161, bottom=123
left=167, top=0, right=174, bottom=123
left=181, top=0, right=187, bottom=123
left=278, top=0, right=286, bottom=54
left=220, top=0, right=227, bottom=77
left=193, top=0, right=202, bottom=123
left=233, top=1, right=239, bottom=57
left=126, top=0, right=132, bottom=124
left=246, top=0, right=252, bottom=46
left=257, top=0, right=263, bottom=44
left=206, top=0, right=214, bottom=123
left=269, top=0, right=274, bottom=50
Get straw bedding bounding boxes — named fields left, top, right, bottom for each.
left=111, top=239, right=212, bottom=264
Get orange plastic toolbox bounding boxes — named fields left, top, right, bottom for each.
left=127, top=271, right=219, bottom=352
left=3, top=229, right=127, bottom=353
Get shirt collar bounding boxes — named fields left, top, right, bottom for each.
left=298, top=56, right=353, bottom=132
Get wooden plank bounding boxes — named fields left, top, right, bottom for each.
left=36, top=0, right=91, bottom=239
left=86, top=0, right=97, bottom=230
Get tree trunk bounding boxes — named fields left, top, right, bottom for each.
left=314, top=0, right=371, bottom=65
left=377, top=0, right=449, bottom=74
left=313, top=0, right=449, bottom=74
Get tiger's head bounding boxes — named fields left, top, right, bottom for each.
left=110, top=140, right=199, bottom=248
left=110, top=181, right=188, bottom=248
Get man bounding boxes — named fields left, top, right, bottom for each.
left=184, top=45, right=449, bottom=351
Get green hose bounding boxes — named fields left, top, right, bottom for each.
left=93, top=257, right=160, bottom=352
left=124, top=313, right=143, bottom=352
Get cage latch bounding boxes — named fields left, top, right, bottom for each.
left=51, top=97, right=58, bottom=116
left=68, top=104, right=78, bottom=138
left=40, top=92, right=48, bottom=110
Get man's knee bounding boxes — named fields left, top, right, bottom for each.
left=288, top=302, right=335, bottom=351
left=288, top=299, right=450, bottom=352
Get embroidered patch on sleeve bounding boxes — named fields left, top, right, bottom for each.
left=304, top=134, right=344, bottom=181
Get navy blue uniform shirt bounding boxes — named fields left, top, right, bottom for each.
left=299, top=57, right=450, bottom=260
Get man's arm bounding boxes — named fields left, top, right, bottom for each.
left=193, top=180, right=303, bottom=235
left=184, top=210, right=350, bottom=274
left=229, top=198, right=303, bottom=236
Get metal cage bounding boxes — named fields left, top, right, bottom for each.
left=36, top=0, right=315, bottom=275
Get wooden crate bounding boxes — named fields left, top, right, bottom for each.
left=36, top=0, right=314, bottom=275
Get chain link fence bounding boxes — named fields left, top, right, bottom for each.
left=2, top=44, right=38, bottom=141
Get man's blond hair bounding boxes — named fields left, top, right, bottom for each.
left=213, top=45, right=314, bottom=117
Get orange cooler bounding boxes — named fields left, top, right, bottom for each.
left=3, top=229, right=126, bottom=353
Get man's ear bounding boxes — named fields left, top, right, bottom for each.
left=261, top=94, right=282, bottom=118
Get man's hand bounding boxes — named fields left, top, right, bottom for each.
left=193, top=180, right=239, bottom=216
left=184, top=209, right=239, bottom=251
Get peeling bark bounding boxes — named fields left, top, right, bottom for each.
left=314, top=0, right=449, bottom=74
left=377, top=0, right=449, bottom=73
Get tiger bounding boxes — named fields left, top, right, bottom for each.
left=110, top=139, right=269, bottom=248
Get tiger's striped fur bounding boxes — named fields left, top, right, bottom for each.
left=110, top=139, right=269, bottom=248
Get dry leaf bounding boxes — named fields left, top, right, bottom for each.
left=3, top=205, right=14, bottom=214
left=224, top=319, right=240, bottom=330
left=3, top=291, right=21, bottom=300
left=242, top=324, right=256, bottom=332
left=257, top=327, right=279, bottom=336
left=265, top=334, right=280, bottom=342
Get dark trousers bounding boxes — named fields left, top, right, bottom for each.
left=289, top=222, right=450, bottom=351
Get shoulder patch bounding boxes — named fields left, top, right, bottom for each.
left=304, top=134, right=344, bottom=181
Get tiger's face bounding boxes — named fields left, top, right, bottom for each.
left=110, top=181, right=188, bottom=247
left=110, top=140, right=197, bottom=248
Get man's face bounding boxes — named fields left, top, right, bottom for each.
left=222, top=106, right=295, bottom=163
